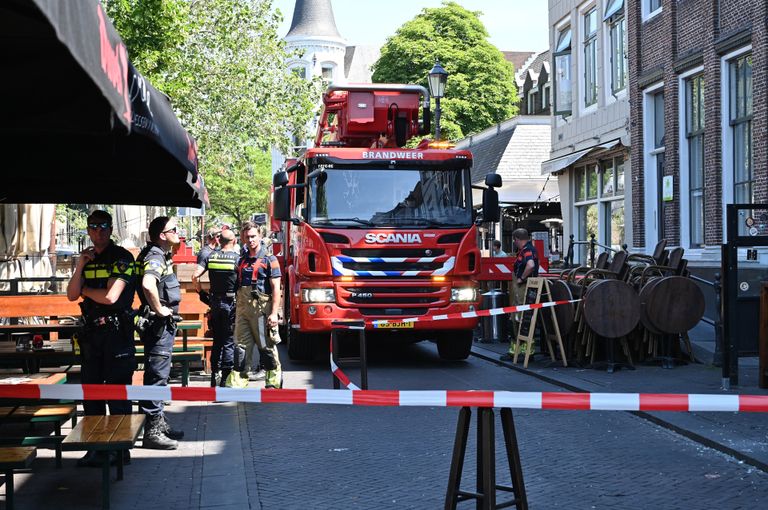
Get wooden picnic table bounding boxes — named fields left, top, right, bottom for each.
left=0, top=342, right=76, bottom=375
left=62, top=414, right=145, bottom=510
left=0, top=323, right=80, bottom=344
left=176, top=320, right=202, bottom=351
left=0, top=372, right=67, bottom=385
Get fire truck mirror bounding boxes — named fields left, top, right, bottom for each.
left=482, top=188, right=500, bottom=223
left=273, top=187, right=291, bottom=221
left=484, top=173, right=502, bottom=188
left=273, top=171, right=289, bottom=188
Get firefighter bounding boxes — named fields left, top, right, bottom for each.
left=235, top=223, right=283, bottom=388
left=66, top=210, right=136, bottom=467
left=192, top=229, right=238, bottom=387
left=136, top=216, right=184, bottom=449
left=500, top=228, right=540, bottom=361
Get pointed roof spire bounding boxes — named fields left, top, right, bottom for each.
left=286, top=0, right=342, bottom=39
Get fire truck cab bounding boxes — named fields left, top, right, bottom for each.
left=272, top=84, right=501, bottom=361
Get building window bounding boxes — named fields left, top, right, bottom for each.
left=554, top=25, right=572, bottom=116
left=686, top=74, right=705, bottom=247
left=583, top=7, right=598, bottom=108
left=643, top=0, right=662, bottom=20
left=605, top=0, right=627, bottom=94
left=321, top=64, right=335, bottom=84
left=730, top=53, right=753, bottom=206
left=527, top=88, right=538, bottom=114
left=542, top=83, right=551, bottom=111
left=574, top=158, right=625, bottom=259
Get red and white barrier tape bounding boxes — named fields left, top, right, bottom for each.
left=371, top=299, right=581, bottom=327
left=329, top=335, right=361, bottom=390
left=1, top=384, right=767, bottom=412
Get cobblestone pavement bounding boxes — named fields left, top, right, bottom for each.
left=5, top=340, right=768, bottom=509
left=241, top=341, right=768, bottom=509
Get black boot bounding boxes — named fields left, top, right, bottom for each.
left=219, top=369, right=231, bottom=387
left=210, top=370, right=221, bottom=388
left=77, top=450, right=102, bottom=468
left=159, top=415, right=184, bottom=440
left=143, top=415, right=178, bottom=450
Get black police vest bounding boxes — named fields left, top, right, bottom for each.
left=137, top=243, right=182, bottom=313
left=81, top=242, right=136, bottom=318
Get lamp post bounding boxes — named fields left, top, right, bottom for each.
left=428, top=59, right=448, bottom=140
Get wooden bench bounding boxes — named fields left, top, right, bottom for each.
left=181, top=337, right=214, bottom=373
left=0, top=404, right=76, bottom=467
left=62, top=414, right=145, bottom=510
left=0, top=446, right=35, bottom=510
left=134, top=347, right=203, bottom=387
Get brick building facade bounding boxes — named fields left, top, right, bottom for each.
left=628, top=0, right=768, bottom=264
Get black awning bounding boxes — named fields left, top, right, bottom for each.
left=0, top=0, right=208, bottom=207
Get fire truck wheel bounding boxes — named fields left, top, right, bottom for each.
left=436, top=330, right=473, bottom=361
left=287, top=329, right=317, bottom=361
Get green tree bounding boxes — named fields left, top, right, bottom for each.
left=372, top=1, right=518, bottom=140
left=105, top=0, right=319, bottom=222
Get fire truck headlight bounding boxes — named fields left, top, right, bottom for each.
left=451, top=288, right=476, bottom=302
left=302, top=288, right=336, bottom=303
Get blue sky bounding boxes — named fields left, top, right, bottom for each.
left=271, top=0, right=549, bottom=53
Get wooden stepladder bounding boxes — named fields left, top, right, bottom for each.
left=512, top=278, right=568, bottom=368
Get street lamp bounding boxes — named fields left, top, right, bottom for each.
left=428, top=59, right=448, bottom=140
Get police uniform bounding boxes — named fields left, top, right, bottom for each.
left=236, top=247, right=282, bottom=388
left=204, top=250, right=239, bottom=386
left=136, top=242, right=181, bottom=418
left=197, top=243, right=215, bottom=268
left=79, top=241, right=136, bottom=416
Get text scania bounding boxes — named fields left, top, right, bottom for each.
left=365, top=233, right=423, bottom=244
left=361, top=151, right=425, bottom=160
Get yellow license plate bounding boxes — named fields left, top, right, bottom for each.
left=374, top=321, right=415, bottom=329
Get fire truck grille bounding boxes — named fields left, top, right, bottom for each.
left=344, top=261, right=442, bottom=272
left=341, top=249, right=445, bottom=258
left=359, top=308, right=429, bottom=316
left=338, top=285, right=447, bottom=308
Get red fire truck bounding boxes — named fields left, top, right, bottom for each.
left=272, top=84, right=501, bottom=361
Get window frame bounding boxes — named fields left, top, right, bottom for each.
left=686, top=73, right=705, bottom=248
left=607, top=10, right=627, bottom=95
left=553, top=23, right=573, bottom=116
left=573, top=156, right=626, bottom=259
left=642, top=0, right=662, bottom=22
left=720, top=45, right=751, bottom=242
left=541, top=82, right=551, bottom=111
left=582, top=6, right=599, bottom=110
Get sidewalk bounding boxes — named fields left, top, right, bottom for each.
left=4, top=374, right=261, bottom=510
left=473, top=320, right=768, bottom=470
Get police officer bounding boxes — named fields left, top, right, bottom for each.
left=197, top=226, right=221, bottom=268
left=66, top=210, right=136, bottom=467
left=136, top=216, right=184, bottom=449
left=192, top=229, right=238, bottom=387
left=500, top=228, right=540, bottom=361
left=235, top=223, right=283, bottom=388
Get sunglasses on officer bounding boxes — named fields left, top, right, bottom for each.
left=87, top=222, right=112, bottom=230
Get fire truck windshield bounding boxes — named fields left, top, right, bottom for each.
left=309, top=167, right=472, bottom=228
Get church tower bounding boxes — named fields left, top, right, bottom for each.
left=284, top=0, right=346, bottom=84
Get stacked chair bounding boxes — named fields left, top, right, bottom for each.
left=551, top=239, right=705, bottom=372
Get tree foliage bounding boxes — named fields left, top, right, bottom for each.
left=105, top=0, right=319, bottom=223
left=372, top=1, right=518, bottom=140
